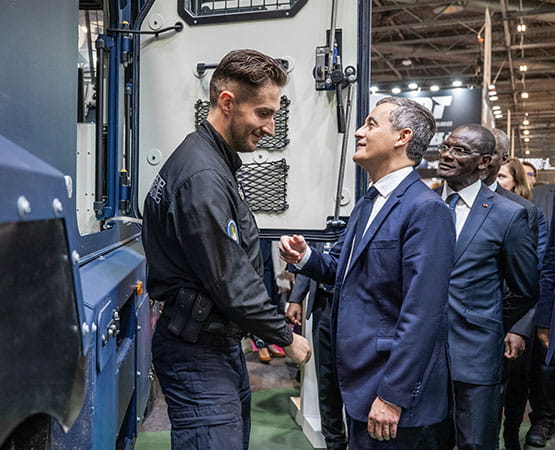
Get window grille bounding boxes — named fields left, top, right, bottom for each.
left=178, top=0, right=307, bottom=25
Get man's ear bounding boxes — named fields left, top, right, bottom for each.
left=218, top=90, right=235, bottom=115
left=478, top=154, right=493, bottom=170
left=394, top=128, right=413, bottom=148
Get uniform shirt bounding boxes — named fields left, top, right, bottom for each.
left=142, top=120, right=293, bottom=347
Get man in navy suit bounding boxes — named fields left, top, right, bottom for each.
left=280, top=96, right=456, bottom=449
left=436, top=124, right=537, bottom=449
left=531, top=192, right=555, bottom=446
left=484, top=128, right=541, bottom=450
left=287, top=268, right=347, bottom=450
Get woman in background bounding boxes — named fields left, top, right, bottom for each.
left=498, top=157, right=532, bottom=200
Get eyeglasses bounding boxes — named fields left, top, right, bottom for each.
left=439, top=144, right=479, bottom=157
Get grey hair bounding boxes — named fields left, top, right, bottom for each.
left=489, top=128, right=510, bottom=156
left=376, top=96, right=436, bottom=165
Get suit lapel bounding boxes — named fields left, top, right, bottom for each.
left=453, top=183, right=495, bottom=263
left=346, top=171, right=419, bottom=276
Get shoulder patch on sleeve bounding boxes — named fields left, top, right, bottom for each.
left=226, top=219, right=239, bottom=242
left=148, top=174, right=166, bottom=204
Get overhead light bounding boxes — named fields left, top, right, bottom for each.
left=392, top=87, right=401, bottom=94
left=523, top=129, right=530, bottom=135
left=488, top=84, right=496, bottom=90
left=524, top=137, right=530, bottom=143
left=433, top=4, right=465, bottom=14
left=525, top=150, right=531, bottom=155
left=521, top=91, right=529, bottom=99
left=430, top=85, right=440, bottom=92
left=492, top=105, right=501, bottom=111
left=490, top=95, right=499, bottom=101
left=452, top=80, right=463, bottom=87
left=523, top=119, right=530, bottom=125
left=402, top=59, right=412, bottom=66
left=488, top=90, right=497, bottom=96
left=370, top=85, right=379, bottom=93
left=494, top=111, right=503, bottom=116
left=408, top=82, right=418, bottom=90
left=517, top=23, right=527, bottom=33
left=519, top=64, right=528, bottom=72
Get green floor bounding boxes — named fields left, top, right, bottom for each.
left=135, top=388, right=314, bottom=450
left=135, top=389, right=538, bottom=450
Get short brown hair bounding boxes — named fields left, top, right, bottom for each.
left=210, top=49, right=287, bottom=105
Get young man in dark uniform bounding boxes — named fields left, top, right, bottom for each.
left=142, top=49, right=311, bottom=450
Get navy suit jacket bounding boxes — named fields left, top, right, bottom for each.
left=297, top=170, right=455, bottom=427
left=495, top=185, right=539, bottom=340
left=537, top=187, right=555, bottom=364
left=436, top=183, right=537, bottom=385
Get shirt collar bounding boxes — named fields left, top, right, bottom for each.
left=487, top=180, right=498, bottom=192
left=200, top=120, right=243, bottom=174
left=370, top=166, right=414, bottom=199
left=442, top=179, right=482, bottom=208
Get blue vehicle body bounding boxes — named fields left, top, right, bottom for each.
left=0, top=1, right=156, bottom=448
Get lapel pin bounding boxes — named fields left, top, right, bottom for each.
left=482, top=203, right=489, bottom=208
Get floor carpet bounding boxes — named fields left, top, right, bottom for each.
left=135, top=387, right=314, bottom=450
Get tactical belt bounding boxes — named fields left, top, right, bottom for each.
left=159, top=288, right=241, bottom=346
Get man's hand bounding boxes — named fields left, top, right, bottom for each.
left=286, top=303, right=303, bottom=326
left=279, top=235, right=307, bottom=264
left=284, top=333, right=311, bottom=366
left=504, top=332, right=526, bottom=359
left=538, top=327, right=550, bottom=348
left=368, top=397, right=402, bottom=441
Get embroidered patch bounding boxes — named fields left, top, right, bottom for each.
left=226, top=219, right=239, bottom=242
left=148, top=174, right=166, bottom=204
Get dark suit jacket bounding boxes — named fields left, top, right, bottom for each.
left=297, top=170, right=455, bottom=427
left=495, top=185, right=539, bottom=340
left=436, top=183, right=537, bottom=385
left=537, top=187, right=555, bottom=364
left=532, top=184, right=555, bottom=229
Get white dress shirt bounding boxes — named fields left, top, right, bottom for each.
left=441, top=179, right=482, bottom=239
left=297, top=166, right=414, bottom=268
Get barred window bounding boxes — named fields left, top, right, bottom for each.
left=178, top=0, right=307, bottom=25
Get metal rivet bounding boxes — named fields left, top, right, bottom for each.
left=137, top=325, right=142, bottom=332
left=53, top=198, right=63, bottom=215
left=137, top=371, right=141, bottom=377
left=82, top=323, right=90, bottom=334
left=17, top=196, right=31, bottom=218
left=72, top=251, right=80, bottom=264
left=91, top=323, right=97, bottom=332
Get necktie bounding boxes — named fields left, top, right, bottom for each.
left=354, top=186, right=379, bottom=249
left=446, top=192, right=460, bottom=224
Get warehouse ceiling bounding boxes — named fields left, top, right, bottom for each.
left=371, top=0, right=555, bottom=159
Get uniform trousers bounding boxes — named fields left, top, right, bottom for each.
left=152, top=329, right=251, bottom=450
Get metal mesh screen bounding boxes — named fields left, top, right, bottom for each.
left=194, top=96, right=290, bottom=150
left=186, top=0, right=301, bottom=15
left=237, top=159, right=289, bottom=213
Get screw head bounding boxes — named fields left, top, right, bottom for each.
left=17, top=196, right=31, bottom=218
left=53, top=198, right=63, bottom=215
